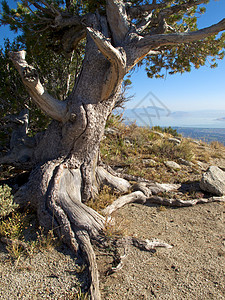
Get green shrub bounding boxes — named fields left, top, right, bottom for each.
left=0, top=212, right=27, bottom=239
left=152, top=126, right=179, bottom=137
left=0, top=185, right=18, bottom=219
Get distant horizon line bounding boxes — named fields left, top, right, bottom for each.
left=124, top=107, right=225, bottom=113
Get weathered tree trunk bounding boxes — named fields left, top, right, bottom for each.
left=14, top=28, right=124, bottom=300
left=7, top=4, right=225, bottom=298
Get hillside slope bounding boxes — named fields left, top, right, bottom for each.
left=0, top=122, right=225, bottom=299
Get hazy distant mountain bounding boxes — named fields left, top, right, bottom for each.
left=170, top=110, right=225, bottom=118
left=122, top=108, right=225, bottom=128
left=170, top=111, right=190, bottom=118
left=216, top=117, right=225, bottom=121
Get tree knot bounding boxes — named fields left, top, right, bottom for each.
left=69, top=113, right=77, bottom=122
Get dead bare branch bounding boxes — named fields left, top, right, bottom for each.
left=9, top=51, right=68, bottom=122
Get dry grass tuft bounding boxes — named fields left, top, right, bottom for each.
left=87, top=185, right=118, bottom=213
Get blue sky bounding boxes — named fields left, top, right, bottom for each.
left=126, top=0, right=225, bottom=112
left=0, top=0, right=225, bottom=114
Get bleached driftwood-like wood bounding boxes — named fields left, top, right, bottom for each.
left=155, top=183, right=181, bottom=192
left=96, top=166, right=131, bottom=193
left=131, top=181, right=180, bottom=195
left=102, top=188, right=225, bottom=216
left=111, top=236, right=172, bottom=272
left=131, top=182, right=152, bottom=197
left=9, top=51, right=68, bottom=122
left=76, top=229, right=101, bottom=300
left=102, top=191, right=147, bottom=215
left=129, top=237, right=173, bottom=250
left=86, top=27, right=126, bottom=68
left=148, top=196, right=225, bottom=207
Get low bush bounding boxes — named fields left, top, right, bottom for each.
left=0, top=184, right=18, bottom=219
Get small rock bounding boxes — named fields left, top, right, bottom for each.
left=196, top=161, right=209, bottom=171
left=113, top=167, right=124, bottom=173
left=168, top=138, right=181, bottom=145
left=178, top=158, right=194, bottom=167
left=164, top=161, right=181, bottom=171
left=142, top=159, right=157, bottom=167
left=192, top=140, right=201, bottom=145
left=200, top=166, right=225, bottom=196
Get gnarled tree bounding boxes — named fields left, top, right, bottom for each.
left=1, top=1, right=225, bottom=299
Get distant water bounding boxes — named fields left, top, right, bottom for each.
left=174, top=127, right=225, bottom=145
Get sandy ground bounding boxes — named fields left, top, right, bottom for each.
left=99, top=201, right=225, bottom=300
left=0, top=242, right=89, bottom=299
left=0, top=196, right=225, bottom=300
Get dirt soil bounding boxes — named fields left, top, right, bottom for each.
left=0, top=242, right=89, bottom=299
left=99, top=201, right=225, bottom=300
left=1, top=199, right=224, bottom=300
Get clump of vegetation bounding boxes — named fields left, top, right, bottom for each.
left=66, top=287, right=89, bottom=300
left=0, top=194, right=59, bottom=258
left=152, top=126, right=179, bottom=137
left=101, top=117, right=197, bottom=183
left=0, top=211, right=28, bottom=239
left=0, top=184, right=18, bottom=219
left=0, top=210, right=31, bottom=259
left=151, top=139, right=193, bottom=161
left=210, top=141, right=225, bottom=150
left=34, top=227, right=59, bottom=252
left=88, top=185, right=118, bottom=212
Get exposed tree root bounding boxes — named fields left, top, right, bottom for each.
left=13, top=163, right=225, bottom=300
left=108, top=236, right=173, bottom=274
left=147, top=196, right=225, bottom=207
left=14, top=162, right=106, bottom=300
left=103, top=183, right=225, bottom=215
left=103, top=191, right=146, bottom=215
left=96, top=166, right=131, bottom=193
left=76, top=229, right=101, bottom=300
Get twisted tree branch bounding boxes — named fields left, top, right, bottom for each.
left=87, top=27, right=126, bottom=99
left=106, top=0, right=129, bottom=45
left=138, top=18, right=225, bottom=49
left=128, top=0, right=206, bottom=19
left=158, top=0, right=207, bottom=19
left=10, top=51, right=68, bottom=122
